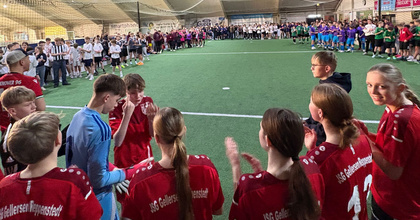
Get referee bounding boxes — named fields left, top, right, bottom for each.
left=51, top=38, right=70, bottom=88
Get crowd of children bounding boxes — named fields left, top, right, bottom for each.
left=288, top=18, right=420, bottom=63
left=0, top=46, right=419, bottom=220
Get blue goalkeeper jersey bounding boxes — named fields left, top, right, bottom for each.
left=66, top=106, right=125, bottom=195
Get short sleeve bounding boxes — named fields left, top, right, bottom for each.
left=382, top=122, right=416, bottom=167
left=210, top=167, right=224, bottom=212
left=25, top=76, right=43, bottom=98
left=229, top=182, right=248, bottom=220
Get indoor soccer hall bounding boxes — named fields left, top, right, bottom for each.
left=1, top=0, right=420, bottom=219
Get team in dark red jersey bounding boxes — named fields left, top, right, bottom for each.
left=0, top=112, right=102, bottom=219
left=366, top=64, right=420, bottom=219
left=122, top=107, right=224, bottom=220
left=226, top=108, right=323, bottom=220
left=305, top=84, right=372, bottom=220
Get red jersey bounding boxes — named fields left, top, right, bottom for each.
left=399, top=27, right=413, bottom=41
left=372, top=105, right=420, bottom=219
left=229, top=156, right=325, bottom=220
left=306, top=128, right=372, bottom=220
left=109, top=97, right=153, bottom=168
left=0, top=167, right=102, bottom=219
left=0, top=73, right=43, bottom=132
left=122, top=155, right=224, bottom=220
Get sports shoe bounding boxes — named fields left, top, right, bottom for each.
left=372, top=54, right=376, bottom=58
left=130, top=62, right=133, bottom=65
left=146, top=57, right=150, bottom=61
left=89, top=75, right=94, bottom=81
left=377, top=55, right=383, bottom=58
left=387, top=57, right=391, bottom=60
left=41, top=87, right=46, bottom=91
left=85, top=74, right=90, bottom=79
left=102, top=69, right=106, bottom=73
left=120, top=72, right=123, bottom=77
left=59, top=79, right=62, bottom=83
left=339, top=50, right=344, bottom=53
left=137, top=62, right=144, bottom=66
left=121, top=65, right=125, bottom=68
left=393, top=56, right=397, bottom=60
left=363, top=52, right=367, bottom=55
left=311, top=46, right=316, bottom=50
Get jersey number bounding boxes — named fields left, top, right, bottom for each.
left=347, top=174, right=372, bottom=220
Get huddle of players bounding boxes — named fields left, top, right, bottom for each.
left=0, top=51, right=419, bottom=220
left=299, top=19, right=420, bottom=62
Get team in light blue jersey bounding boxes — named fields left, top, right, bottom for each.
left=66, top=74, right=127, bottom=220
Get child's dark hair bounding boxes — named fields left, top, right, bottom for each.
left=262, top=108, right=321, bottom=220
left=123, top=74, right=145, bottom=91
left=368, top=63, right=420, bottom=107
left=8, top=112, right=60, bottom=165
left=153, top=107, right=193, bottom=220
left=93, top=74, right=126, bottom=97
left=311, top=84, right=359, bottom=149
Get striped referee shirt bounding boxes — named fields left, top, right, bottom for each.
left=51, top=44, right=67, bottom=61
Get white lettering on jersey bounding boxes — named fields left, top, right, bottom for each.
left=335, top=154, right=372, bottom=184
left=0, top=201, right=63, bottom=219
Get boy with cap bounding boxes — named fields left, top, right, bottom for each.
left=0, top=49, right=45, bottom=133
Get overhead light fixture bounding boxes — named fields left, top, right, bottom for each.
left=3, top=4, right=7, bottom=8
left=308, top=14, right=322, bottom=18
left=316, top=3, right=320, bottom=6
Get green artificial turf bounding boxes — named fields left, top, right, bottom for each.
left=39, top=39, right=419, bottom=219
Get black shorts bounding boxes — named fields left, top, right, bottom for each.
left=64, top=59, right=69, bottom=65
left=298, top=34, right=303, bottom=37
left=304, top=34, right=309, bottom=37
left=409, top=39, right=415, bottom=46
left=400, top=41, right=409, bottom=50
left=129, top=48, right=136, bottom=53
left=121, top=48, right=128, bottom=57
left=111, top=58, right=120, bottom=66
left=136, top=48, right=142, bottom=54
left=384, top=42, right=395, bottom=49
left=374, top=39, right=384, bottom=47
left=94, top=57, right=102, bottom=63
left=415, top=39, right=420, bottom=47
left=84, top=59, right=92, bottom=67
left=371, top=196, right=393, bottom=220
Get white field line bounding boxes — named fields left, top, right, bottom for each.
left=46, top=105, right=380, bottom=124
left=160, top=51, right=315, bottom=56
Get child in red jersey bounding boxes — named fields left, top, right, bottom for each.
left=0, top=86, right=37, bottom=175
left=0, top=112, right=102, bottom=219
left=122, top=107, right=224, bottom=220
left=366, top=63, right=420, bottom=220
left=226, top=108, right=323, bottom=220
left=109, top=73, right=157, bottom=168
left=109, top=73, right=157, bottom=204
left=305, top=84, right=372, bottom=220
